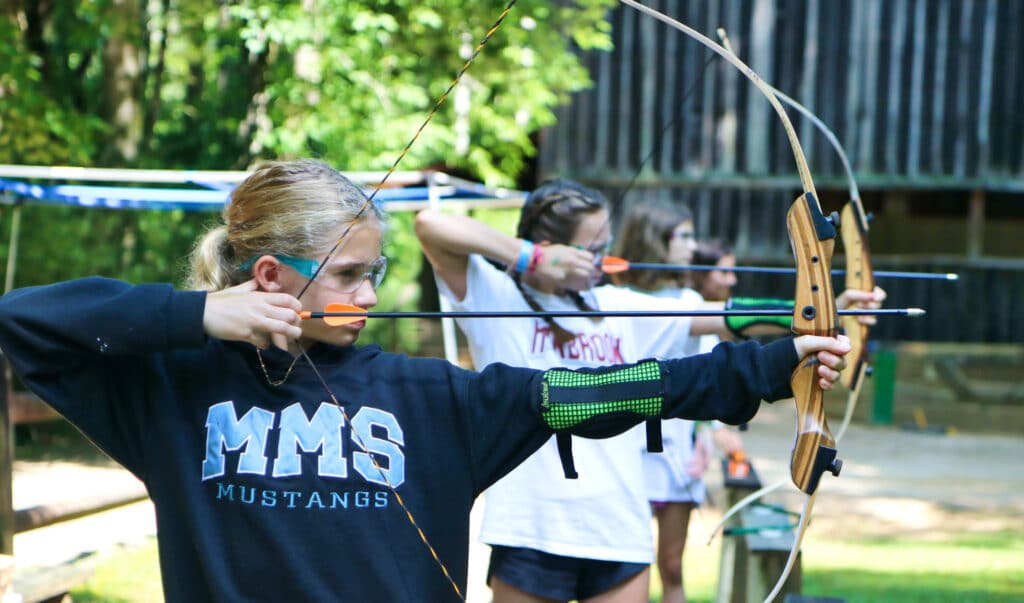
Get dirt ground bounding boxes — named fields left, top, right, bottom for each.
left=9, top=399, right=1024, bottom=601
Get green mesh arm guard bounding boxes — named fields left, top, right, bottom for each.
left=539, top=360, right=664, bottom=438
left=724, top=297, right=795, bottom=339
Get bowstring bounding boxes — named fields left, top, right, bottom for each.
left=289, top=3, right=520, bottom=599
left=296, top=0, right=519, bottom=301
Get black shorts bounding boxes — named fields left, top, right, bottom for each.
left=487, top=545, right=648, bottom=600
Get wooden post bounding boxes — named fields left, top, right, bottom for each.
left=716, top=459, right=763, bottom=603
left=740, top=505, right=801, bottom=601
left=0, top=358, right=14, bottom=555
left=967, top=189, right=985, bottom=259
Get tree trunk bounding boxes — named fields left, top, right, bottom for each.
left=102, top=0, right=144, bottom=163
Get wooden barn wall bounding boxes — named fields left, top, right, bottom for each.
left=537, top=0, right=1024, bottom=343
left=540, top=0, right=1024, bottom=190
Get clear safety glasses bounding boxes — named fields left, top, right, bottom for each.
left=240, top=255, right=388, bottom=293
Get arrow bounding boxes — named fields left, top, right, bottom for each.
left=600, top=256, right=958, bottom=281
left=300, top=303, right=926, bottom=327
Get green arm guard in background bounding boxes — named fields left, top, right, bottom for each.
left=724, top=297, right=794, bottom=339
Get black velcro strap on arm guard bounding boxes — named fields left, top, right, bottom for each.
left=540, top=360, right=665, bottom=478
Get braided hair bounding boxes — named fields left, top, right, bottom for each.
left=514, top=179, right=609, bottom=345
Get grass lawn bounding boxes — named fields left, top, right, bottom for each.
left=71, top=528, right=1023, bottom=602
left=70, top=540, right=163, bottom=603
left=649, top=527, right=1024, bottom=603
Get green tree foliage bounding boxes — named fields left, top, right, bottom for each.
left=0, top=0, right=613, bottom=349
left=3, top=0, right=613, bottom=172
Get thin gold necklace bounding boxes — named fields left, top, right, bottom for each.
left=256, top=348, right=300, bottom=387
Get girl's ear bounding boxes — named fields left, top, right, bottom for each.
left=252, top=255, right=286, bottom=292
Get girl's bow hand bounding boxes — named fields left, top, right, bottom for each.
left=529, top=243, right=601, bottom=291
left=793, top=334, right=852, bottom=390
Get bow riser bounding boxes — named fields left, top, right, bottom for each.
left=787, top=192, right=841, bottom=496
left=788, top=193, right=838, bottom=337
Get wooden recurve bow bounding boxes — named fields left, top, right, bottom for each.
left=617, top=3, right=842, bottom=600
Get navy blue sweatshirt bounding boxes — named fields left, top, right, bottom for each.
left=0, top=277, right=797, bottom=602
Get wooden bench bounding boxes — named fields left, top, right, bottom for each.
left=716, top=459, right=802, bottom=603
left=11, top=555, right=96, bottom=603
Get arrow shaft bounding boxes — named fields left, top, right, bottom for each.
left=306, top=308, right=922, bottom=320
left=621, top=262, right=955, bottom=280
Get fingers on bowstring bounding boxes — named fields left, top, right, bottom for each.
left=264, top=304, right=301, bottom=327
left=254, top=312, right=303, bottom=343
left=262, top=292, right=303, bottom=314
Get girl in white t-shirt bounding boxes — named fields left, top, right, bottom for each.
left=416, top=180, right=744, bottom=603
left=417, top=181, right=872, bottom=603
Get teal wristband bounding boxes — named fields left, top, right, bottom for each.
left=513, top=240, right=534, bottom=273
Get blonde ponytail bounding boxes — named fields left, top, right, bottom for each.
left=188, top=225, right=238, bottom=291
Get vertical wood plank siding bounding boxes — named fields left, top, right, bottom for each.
left=542, top=0, right=1023, bottom=188
left=536, top=0, right=1024, bottom=342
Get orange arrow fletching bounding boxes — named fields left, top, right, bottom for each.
left=601, top=256, right=630, bottom=274
left=322, top=303, right=369, bottom=326
left=299, top=303, right=370, bottom=327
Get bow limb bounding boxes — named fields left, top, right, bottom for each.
left=836, top=200, right=874, bottom=442
left=763, top=492, right=817, bottom=603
